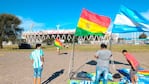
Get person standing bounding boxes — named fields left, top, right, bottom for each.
left=94, top=43, right=112, bottom=84
left=54, top=38, right=62, bottom=55
left=122, top=50, right=140, bottom=84
left=30, top=44, right=44, bottom=84
left=56, top=47, right=60, bottom=55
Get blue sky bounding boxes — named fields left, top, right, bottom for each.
left=0, top=0, right=149, bottom=32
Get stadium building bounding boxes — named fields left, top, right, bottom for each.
left=22, top=29, right=118, bottom=45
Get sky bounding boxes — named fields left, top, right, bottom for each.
left=0, top=0, right=149, bottom=33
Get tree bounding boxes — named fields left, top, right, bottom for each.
left=0, top=14, right=23, bottom=48
left=42, top=38, right=55, bottom=45
left=139, top=32, right=147, bottom=39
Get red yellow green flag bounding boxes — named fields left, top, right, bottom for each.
left=75, top=9, right=111, bottom=36
left=138, top=70, right=149, bottom=76
left=54, top=38, right=62, bottom=48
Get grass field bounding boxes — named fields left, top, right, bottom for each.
left=1, top=44, right=149, bottom=52
left=74, top=44, right=149, bottom=52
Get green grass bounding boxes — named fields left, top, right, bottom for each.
left=109, top=44, right=149, bottom=52
left=70, top=44, right=149, bottom=52
left=1, top=44, right=149, bottom=52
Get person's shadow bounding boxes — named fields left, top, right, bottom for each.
left=110, top=60, right=129, bottom=66
left=86, top=60, right=97, bottom=65
left=86, top=60, right=129, bottom=66
left=42, top=69, right=64, bottom=84
left=59, top=52, right=68, bottom=55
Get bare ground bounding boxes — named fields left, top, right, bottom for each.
left=0, top=50, right=149, bottom=84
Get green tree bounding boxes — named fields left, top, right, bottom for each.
left=42, top=38, right=55, bottom=45
left=139, top=32, right=147, bottom=39
left=0, top=14, right=23, bottom=48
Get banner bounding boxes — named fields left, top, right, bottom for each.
left=75, top=9, right=111, bottom=36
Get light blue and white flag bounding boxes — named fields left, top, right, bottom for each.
left=112, top=5, right=149, bottom=33
left=120, top=5, right=148, bottom=24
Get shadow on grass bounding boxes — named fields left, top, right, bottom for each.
left=42, top=69, right=64, bottom=84
left=110, top=60, right=129, bottom=66
left=59, top=52, right=68, bottom=55
left=86, top=60, right=129, bottom=66
left=86, top=60, right=97, bottom=65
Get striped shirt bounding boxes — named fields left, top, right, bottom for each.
left=30, top=49, right=44, bottom=68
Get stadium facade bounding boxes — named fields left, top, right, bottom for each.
left=22, top=29, right=119, bottom=44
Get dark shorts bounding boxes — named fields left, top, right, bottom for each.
left=130, top=65, right=139, bottom=77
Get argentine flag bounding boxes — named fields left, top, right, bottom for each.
left=112, top=5, right=149, bottom=33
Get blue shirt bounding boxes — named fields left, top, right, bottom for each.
left=30, top=49, right=44, bottom=68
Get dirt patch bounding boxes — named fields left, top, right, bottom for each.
left=0, top=50, right=148, bottom=84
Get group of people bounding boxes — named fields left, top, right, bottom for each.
left=29, top=43, right=140, bottom=84
left=94, top=43, right=140, bottom=84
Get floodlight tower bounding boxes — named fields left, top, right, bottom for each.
left=30, top=23, right=34, bottom=32
left=56, top=24, right=60, bottom=30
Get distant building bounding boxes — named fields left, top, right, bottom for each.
left=22, top=30, right=118, bottom=45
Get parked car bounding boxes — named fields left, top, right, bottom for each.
left=145, top=41, right=149, bottom=44
left=18, top=43, right=32, bottom=49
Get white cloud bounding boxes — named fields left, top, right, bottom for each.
left=17, top=16, right=45, bottom=31
left=141, top=10, right=149, bottom=20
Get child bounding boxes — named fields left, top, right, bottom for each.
left=30, top=44, right=44, bottom=84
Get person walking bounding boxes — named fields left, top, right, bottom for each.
left=94, top=43, right=112, bottom=84
left=122, top=49, right=140, bottom=84
left=30, top=44, right=44, bottom=84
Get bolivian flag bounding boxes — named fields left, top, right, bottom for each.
left=54, top=38, right=62, bottom=48
left=138, top=70, right=149, bottom=76
left=75, top=9, right=111, bottom=36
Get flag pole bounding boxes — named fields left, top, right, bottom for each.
left=109, top=32, right=116, bottom=73
left=68, top=35, right=75, bottom=79
left=109, top=33, right=112, bottom=50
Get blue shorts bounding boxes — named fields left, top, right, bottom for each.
left=34, top=67, right=43, bottom=78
